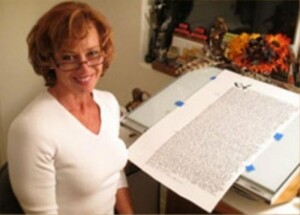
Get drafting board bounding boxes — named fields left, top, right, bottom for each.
left=123, top=68, right=300, bottom=212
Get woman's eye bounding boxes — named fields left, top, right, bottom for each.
left=87, top=50, right=100, bottom=58
left=61, top=54, right=77, bottom=62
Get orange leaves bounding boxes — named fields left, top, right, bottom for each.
left=226, top=33, right=249, bottom=60
left=226, top=33, right=293, bottom=75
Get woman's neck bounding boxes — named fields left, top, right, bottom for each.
left=48, top=87, right=94, bottom=113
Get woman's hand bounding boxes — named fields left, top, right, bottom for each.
left=115, top=187, right=134, bottom=214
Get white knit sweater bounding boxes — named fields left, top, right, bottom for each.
left=7, top=90, right=128, bottom=215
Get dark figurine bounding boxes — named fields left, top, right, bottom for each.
left=125, top=88, right=151, bottom=112
left=209, top=17, right=228, bottom=59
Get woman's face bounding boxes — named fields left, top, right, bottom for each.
left=53, top=25, right=103, bottom=96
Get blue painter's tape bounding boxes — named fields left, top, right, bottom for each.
left=210, top=76, right=216, bottom=80
left=175, top=100, right=184, bottom=107
left=274, top=133, right=284, bottom=141
left=246, top=165, right=255, bottom=172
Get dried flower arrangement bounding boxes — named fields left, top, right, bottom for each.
left=226, top=33, right=294, bottom=76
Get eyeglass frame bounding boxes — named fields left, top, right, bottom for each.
left=52, top=51, right=105, bottom=72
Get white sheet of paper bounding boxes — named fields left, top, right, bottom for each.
left=128, top=70, right=299, bottom=212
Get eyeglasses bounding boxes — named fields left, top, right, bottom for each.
left=54, top=51, right=105, bottom=71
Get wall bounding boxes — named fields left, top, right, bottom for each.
left=0, top=0, right=47, bottom=166
left=0, top=0, right=174, bottom=166
left=93, top=0, right=173, bottom=105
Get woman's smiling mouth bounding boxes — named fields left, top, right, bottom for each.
left=75, top=75, right=93, bottom=85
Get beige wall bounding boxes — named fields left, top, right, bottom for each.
left=0, top=0, right=173, bottom=165
left=92, top=0, right=173, bottom=105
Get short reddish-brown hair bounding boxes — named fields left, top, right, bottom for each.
left=27, top=1, right=114, bottom=86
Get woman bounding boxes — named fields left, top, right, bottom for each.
left=7, top=1, right=134, bottom=214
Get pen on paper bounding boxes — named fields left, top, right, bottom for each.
left=234, top=82, right=252, bottom=90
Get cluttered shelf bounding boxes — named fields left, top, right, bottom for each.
left=149, top=18, right=299, bottom=88
left=144, top=0, right=300, bottom=88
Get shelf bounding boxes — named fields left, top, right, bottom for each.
left=151, top=61, right=180, bottom=77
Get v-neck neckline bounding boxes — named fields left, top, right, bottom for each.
left=45, top=90, right=103, bottom=137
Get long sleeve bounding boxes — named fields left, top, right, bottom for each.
left=7, top=118, right=58, bottom=214
left=117, top=170, right=128, bottom=189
